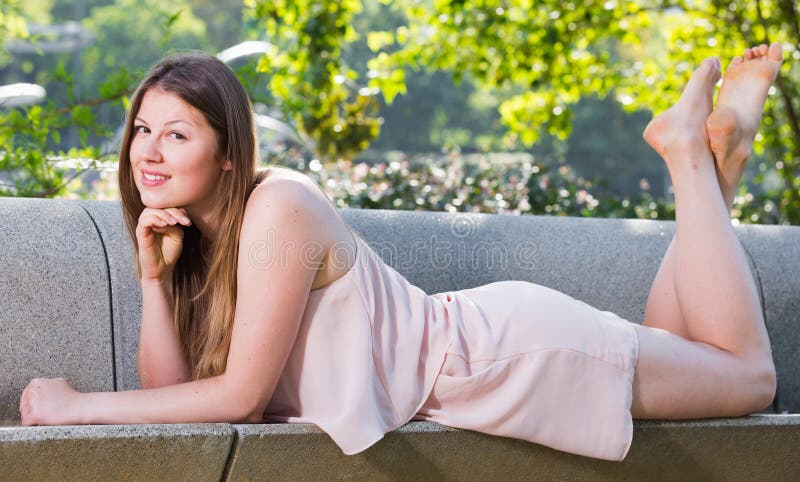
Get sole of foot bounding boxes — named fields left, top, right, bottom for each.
left=707, top=43, right=783, bottom=208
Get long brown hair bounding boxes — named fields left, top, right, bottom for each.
left=119, top=52, right=265, bottom=379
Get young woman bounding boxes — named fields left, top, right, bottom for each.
left=19, top=44, right=784, bottom=462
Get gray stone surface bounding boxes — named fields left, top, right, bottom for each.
left=0, top=198, right=114, bottom=423
left=2, top=199, right=799, bottom=479
left=739, top=224, right=800, bottom=414
left=78, top=200, right=143, bottom=391
left=227, top=416, right=800, bottom=480
left=0, top=424, right=234, bottom=481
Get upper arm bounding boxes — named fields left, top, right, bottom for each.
left=222, top=178, right=328, bottom=418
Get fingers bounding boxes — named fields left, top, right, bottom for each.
left=19, top=386, right=28, bottom=417
left=19, top=378, right=40, bottom=425
left=19, top=377, right=72, bottom=425
left=136, top=208, right=192, bottom=239
left=161, top=208, right=192, bottom=226
left=140, top=207, right=192, bottom=228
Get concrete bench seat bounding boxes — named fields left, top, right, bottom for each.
left=1, top=197, right=798, bottom=480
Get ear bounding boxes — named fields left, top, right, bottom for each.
left=222, top=159, right=233, bottom=171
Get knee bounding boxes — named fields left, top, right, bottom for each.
left=735, top=356, right=777, bottom=414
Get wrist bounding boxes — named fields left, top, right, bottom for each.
left=141, top=275, right=173, bottom=290
left=75, top=391, right=97, bottom=424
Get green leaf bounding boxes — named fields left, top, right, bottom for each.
left=367, top=31, right=394, bottom=52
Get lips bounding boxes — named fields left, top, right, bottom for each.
left=141, top=170, right=171, bottom=187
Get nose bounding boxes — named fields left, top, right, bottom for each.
left=137, top=134, right=163, bottom=164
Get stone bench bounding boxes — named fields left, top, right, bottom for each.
left=0, top=197, right=798, bottom=480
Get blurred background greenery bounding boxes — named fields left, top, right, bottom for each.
left=0, top=0, right=797, bottom=223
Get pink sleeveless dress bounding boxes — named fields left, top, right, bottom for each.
left=263, top=231, right=639, bottom=462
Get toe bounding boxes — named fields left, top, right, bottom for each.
left=693, top=59, right=719, bottom=85
left=768, top=42, right=783, bottom=62
left=744, top=48, right=754, bottom=60
left=729, top=56, right=743, bottom=67
left=757, top=44, right=769, bottom=56
left=712, top=57, right=722, bottom=75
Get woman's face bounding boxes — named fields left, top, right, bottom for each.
left=129, top=87, right=231, bottom=211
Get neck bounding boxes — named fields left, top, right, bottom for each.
left=185, top=195, right=222, bottom=243
left=187, top=210, right=219, bottom=243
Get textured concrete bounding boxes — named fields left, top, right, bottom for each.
left=2, top=199, right=800, bottom=479
left=78, top=200, right=143, bottom=391
left=0, top=424, right=234, bottom=481
left=0, top=197, right=114, bottom=423
left=738, top=224, right=800, bottom=414
left=226, top=416, right=800, bottom=480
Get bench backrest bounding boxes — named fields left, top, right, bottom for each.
left=1, top=198, right=797, bottom=422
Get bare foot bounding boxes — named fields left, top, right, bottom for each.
left=707, top=43, right=783, bottom=209
left=643, top=57, right=721, bottom=172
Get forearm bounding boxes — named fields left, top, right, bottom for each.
left=137, top=277, right=191, bottom=387
left=78, top=375, right=258, bottom=424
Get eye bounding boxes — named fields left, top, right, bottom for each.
left=134, top=125, right=150, bottom=135
left=169, top=131, right=187, bottom=141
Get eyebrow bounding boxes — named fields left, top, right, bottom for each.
left=134, top=116, right=194, bottom=127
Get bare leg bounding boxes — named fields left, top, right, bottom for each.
left=643, top=43, right=783, bottom=339
left=631, top=57, right=775, bottom=418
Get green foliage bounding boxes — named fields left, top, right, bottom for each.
left=80, top=0, right=210, bottom=99
left=0, top=0, right=29, bottom=66
left=0, top=1, right=203, bottom=198
left=265, top=149, right=674, bottom=219
left=4, top=0, right=799, bottom=227
left=0, top=62, right=125, bottom=197
left=611, top=1, right=800, bottom=224
left=360, top=0, right=799, bottom=223
left=382, top=0, right=654, bottom=147
left=245, top=0, right=390, bottom=161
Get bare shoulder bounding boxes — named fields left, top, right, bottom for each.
left=245, top=167, right=338, bottom=224
left=247, top=167, right=323, bottom=212
left=243, top=167, right=356, bottom=289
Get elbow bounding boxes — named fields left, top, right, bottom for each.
left=232, top=401, right=266, bottom=424
left=242, top=410, right=266, bottom=424
left=217, top=372, right=270, bottom=423
left=224, top=381, right=267, bottom=423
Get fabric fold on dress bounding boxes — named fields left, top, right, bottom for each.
left=264, top=233, right=640, bottom=461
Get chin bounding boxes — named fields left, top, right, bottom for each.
left=139, top=193, right=173, bottom=209
left=142, top=201, right=169, bottom=209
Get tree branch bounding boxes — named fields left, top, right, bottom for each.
left=779, top=0, right=800, bottom=42
left=52, top=88, right=134, bottom=116
left=29, top=167, right=90, bottom=198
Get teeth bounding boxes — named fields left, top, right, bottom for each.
left=143, top=172, right=168, bottom=181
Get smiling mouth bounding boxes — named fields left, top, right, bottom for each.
left=142, top=172, right=171, bottom=186
left=143, top=172, right=169, bottom=181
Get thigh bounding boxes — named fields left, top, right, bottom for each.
left=630, top=323, right=772, bottom=419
